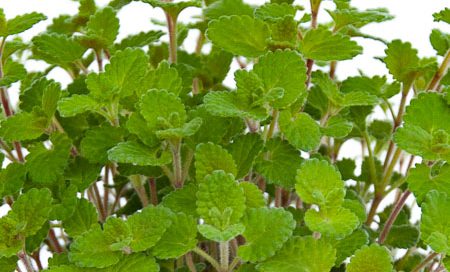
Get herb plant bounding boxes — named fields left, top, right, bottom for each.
left=0, top=0, right=450, bottom=271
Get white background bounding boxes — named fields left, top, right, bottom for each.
left=0, top=0, right=449, bottom=269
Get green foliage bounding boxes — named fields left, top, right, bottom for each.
left=0, top=1, right=448, bottom=271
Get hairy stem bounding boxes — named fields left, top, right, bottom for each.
left=192, top=247, right=222, bottom=272
left=411, top=252, right=440, bottom=272
left=166, top=13, right=178, bottom=64
left=219, top=242, right=229, bottom=272
left=148, top=177, right=158, bottom=206
left=427, top=49, right=450, bottom=91
left=171, top=140, right=183, bottom=188
left=185, top=252, right=197, bottom=272
left=18, top=250, right=34, bottom=272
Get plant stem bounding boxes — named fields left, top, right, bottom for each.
left=148, top=177, right=158, bottom=206
left=427, top=49, right=450, bottom=91
left=165, top=13, right=178, bottom=64
left=378, top=190, right=411, bottom=244
left=228, top=257, right=240, bottom=272
left=411, top=252, right=439, bottom=272
left=366, top=193, right=383, bottom=225
left=362, top=131, right=378, bottom=184
left=171, top=140, right=183, bottom=188
left=185, top=252, right=197, bottom=272
left=18, top=250, right=34, bottom=272
left=48, top=228, right=64, bottom=253
left=305, top=0, right=321, bottom=87
left=192, top=247, right=222, bottom=272
left=220, top=242, right=229, bottom=272
left=265, top=109, right=279, bottom=141
left=131, top=175, right=149, bottom=207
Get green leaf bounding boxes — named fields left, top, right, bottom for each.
left=141, top=61, right=182, bottom=96
left=279, top=111, right=321, bottom=151
left=382, top=40, right=419, bottom=84
left=195, top=142, right=237, bottom=182
left=0, top=60, right=26, bottom=87
left=295, top=159, right=345, bottom=206
left=430, top=29, right=450, bottom=56
left=107, top=141, right=172, bottom=166
left=240, top=182, right=266, bottom=208
left=25, top=133, right=72, bottom=185
left=64, top=157, right=101, bottom=191
left=0, top=110, right=49, bottom=141
left=347, top=244, right=394, bottom=272
left=253, top=50, right=307, bottom=108
left=198, top=223, right=245, bottom=242
left=105, top=48, right=149, bottom=98
left=0, top=256, right=18, bottom=272
left=115, top=31, right=164, bottom=51
left=254, top=3, right=296, bottom=21
left=206, top=15, right=270, bottom=57
left=238, top=207, right=295, bottom=262
left=153, top=212, right=197, bottom=259
left=299, top=27, right=362, bottom=61
left=69, top=226, right=123, bottom=268
left=255, top=138, right=302, bottom=188
left=406, top=163, right=450, bottom=203
left=256, top=236, right=336, bottom=272
left=41, top=80, right=61, bottom=118
left=0, top=216, right=22, bottom=257
left=3, top=12, right=46, bottom=36
left=82, top=7, right=119, bottom=49
left=327, top=228, right=369, bottom=265
left=204, top=0, right=254, bottom=20
left=327, top=7, right=393, bottom=31
left=420, top=191, right=450, bottom=254
left=32, top=33, right=86, bottom=65
left=127, top=205, right=173, bottom=252
left=203, top=91, right=268, bottom=121
left=321, top=116, right=353, bottom=138
left=155, top=117, right=203, bottom=140
left=80, top=126, right=124, bottom=164
left=57, top=94, right=101, bottom=117
left=196, top=170, right=245, bottom=228
left=139, top=89, right=186, bottom=132
left=63, top=198, right=98, bottom=237
left=304, top=207, right=360, bottom=239
left=10, top=188, right=53, bottom=236
left=140, top=0, right=201, bottom=17
left=126, top=112, right=159, bottom=147
left=383, top=225, right=419, bottom=248
left=161, top=183, right=198, bottom=217
left=433, top=8, right=450, bottom=24
left=227, top=133, right=264, bottom=179
left=394, top=93, right=450, bottom=161
left=108, top=254, right=159, bottom=272
left=0, top=163, right=26, bottom=197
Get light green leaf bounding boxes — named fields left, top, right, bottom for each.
left=327, top=7, right=393, bottom=31
left=0, top=60, right=26, bottom=87
left=255, top=138, right=302, bottom=189
left=25, top=133, right=72, bottom=185
left=82, top=7, right=119, bottom=49
left=203, top=91, right=268, bottom=121
left=347, top=244, right=394, bottom=272
left=227, top=133, right=264, bottom=179
left=253, top=50, right=307, bottom=108
left=406, top=163, right=450, bottom=203
left=196, top=171, right=245, bottom=228
left=57, top=94, right=101, bottom=117
left=279, top=111, right=321, bottom=151
left=105, top=48, right=149, bottom=98
left=304, top=207, right=360, bottom=239
left=206, top=15, right=270, bottom=57
left=80, top=126, right=124, bottom=164
left=198, top=223, right=245, bottom=242
left=195, top=142, right=237, bottom=182
left=256, top=236, right=336, bottom=272
left=3, top=12, right=46, bottom=36
left=433, top=8, right=450, bottom=24
left=430, top=29, right=450, bottom=56
left=32, top=33, right=86, bottom=64
left=238, top=207, right=295, bottom=262
left=153, top=213, right=197, bottom=259
left=161, top=183, right=198, bottom=217
left=126, top=112, right=158, bottom=147
left=107, top=141, right=172, bottom=166
left=299, top=27, right=362, bottom=61
left=69, top=226, right=123, bottom=268
left=155, top=117, right=203, bottom=140
left=295, top=159, right=345, bottom=207
left=139, top=89, right=186, bottom=132
left=321, top=116, right=353, bottom=138
left=204, top=0, right=254, bottom=20
left=115, top=30, right=164, bottom=51
left=240, top=182, right=266, bottom=208
left=10, top=188, right=53, bottom=236
left=141, top=61, right=182, bottom=96
left=63, top=198, right=98, bottom=237
left=41, top=80, right=61, bottom=118
left=254, top=3, right=296, bottom=21
left=0, top=110, right=48, bottom=141
left=394, top=93, right=450, bottom=161
left=382, top=40, right=419, bottom=84
left=110, top=254, right=159, bottom=272
left=127, top=205, right=173, bottom=252
left=420, top=191, right=450, bottom=254
left=140, top=0, right=201, bottom=17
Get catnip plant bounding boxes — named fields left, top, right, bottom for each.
left=0, top=0, right=449, bottom=271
